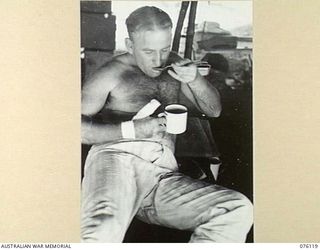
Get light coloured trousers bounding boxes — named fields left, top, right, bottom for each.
left=81, top=140, right=253, bottom=242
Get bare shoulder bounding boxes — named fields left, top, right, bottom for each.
left=84, top=57, right=125, bottom=88
left=81, top=53, right=135, bottom=115
left=113, top=52, right=136, bottom=67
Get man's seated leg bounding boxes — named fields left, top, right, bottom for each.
left=137, top=172, right=253, bottom=243
left=81, top=146, right=161, bottom=242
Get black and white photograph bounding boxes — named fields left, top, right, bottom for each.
left=80, top=0, right=253, bottom=243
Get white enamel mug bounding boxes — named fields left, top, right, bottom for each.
left=162, top=104, right=188, bottom=134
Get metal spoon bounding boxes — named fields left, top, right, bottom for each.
left=153, top=61, right=210, bottom=71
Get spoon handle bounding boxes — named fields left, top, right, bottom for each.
left=154, top=60, right=209, bottom=71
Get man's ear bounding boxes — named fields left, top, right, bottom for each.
left=125, top=38, right=133, bottom=54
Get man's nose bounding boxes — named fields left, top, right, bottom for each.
left=152, top=53, right=162, bottom=67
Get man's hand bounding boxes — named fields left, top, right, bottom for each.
left=133, top=116, right=167, bottom=139
left=167, top=59, right=199, bottom=84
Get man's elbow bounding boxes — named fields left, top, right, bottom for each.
left=212, top=109, right=221, bottom=118
left=81, top=127, right=93, bottom=145
left=207, top=105, right=222, bottom=118
left=81, top=115, right=94, bottom=145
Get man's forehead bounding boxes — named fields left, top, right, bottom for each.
left=131, top=27, right=172, bottom=40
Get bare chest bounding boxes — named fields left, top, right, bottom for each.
left=104, top=70, right=181, bottom=113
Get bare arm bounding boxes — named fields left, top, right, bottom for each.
left=180, top=71, right=222, bottom=117
left=167, top=57, right=221, bottom=118
left=81, top=63, right=123, bottom=144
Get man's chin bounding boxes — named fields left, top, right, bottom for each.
left=147, top=69, right=162, bottom=78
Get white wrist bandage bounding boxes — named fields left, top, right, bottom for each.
left=121, top=121, right=136, bottom=139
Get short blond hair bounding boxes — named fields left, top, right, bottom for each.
left=126, top=6, right=172, bottom=39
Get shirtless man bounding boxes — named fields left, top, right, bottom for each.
left=81, top=6, right=253, bottom=242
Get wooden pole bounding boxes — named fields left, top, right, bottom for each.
left=184, top=1, right=197, bottom=59
left=172, top=1, right=190, bottom=53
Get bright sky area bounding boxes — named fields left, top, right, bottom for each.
left=112, top=1, right=252, bottom=51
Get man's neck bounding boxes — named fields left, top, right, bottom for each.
left=124, top=53, right=138, bottom=67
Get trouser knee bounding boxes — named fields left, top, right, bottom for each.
left=233, top=192, right=254, bottom=227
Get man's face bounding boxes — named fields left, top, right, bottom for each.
left=128, top=28, right=172, bottom=78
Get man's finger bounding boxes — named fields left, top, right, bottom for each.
left=172, top=64, right=193, bottom=75
left=174, top=59, right=191, bottom=66
left=168, top=69, right=183, bottom=82
left=157, top=117, right=167, bottom=125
